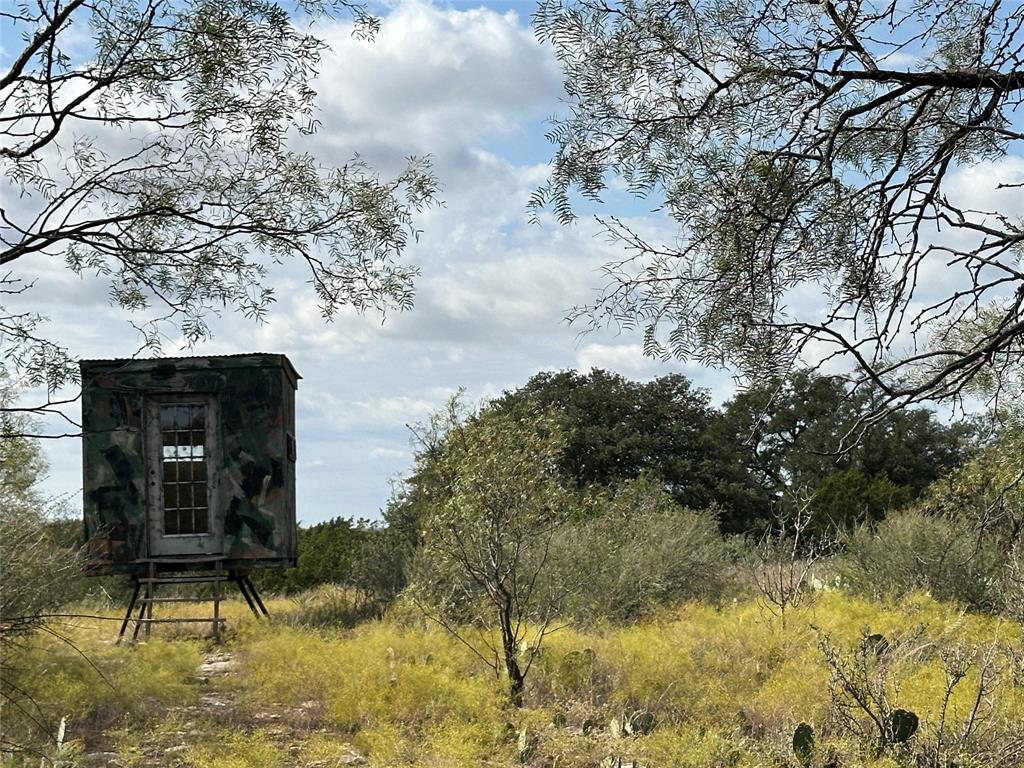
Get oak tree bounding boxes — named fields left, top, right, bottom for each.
left=717, top=370, right=973, bottom=527
left=491, top=368, right=772, bottom=532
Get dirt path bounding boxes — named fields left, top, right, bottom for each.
left=79, top=649, right=365, bottom=768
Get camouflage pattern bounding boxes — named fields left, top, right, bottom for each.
left=81, top=354, right=299, bottom=575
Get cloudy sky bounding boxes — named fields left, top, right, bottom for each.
left=10, top=0, right=1024, bottom=526
left=13, top=0, right=730, bottom=525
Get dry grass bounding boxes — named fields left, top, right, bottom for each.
left=2, top=590, right=1021, bottom=767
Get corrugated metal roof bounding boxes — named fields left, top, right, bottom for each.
left=81, top=352, right=281, bottom=363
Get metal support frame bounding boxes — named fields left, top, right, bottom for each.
left=116, top=559, right=271, bottom=643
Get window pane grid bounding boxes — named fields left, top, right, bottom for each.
left=160, top=404, right=209, bottom=535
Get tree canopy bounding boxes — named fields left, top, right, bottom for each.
left=533, top=0, right=1024, bottom=413
left=719, top=371, right=972, bottom=491
left=489, top=369, right=735, bottom=508
left=718, top=370, right=974, bottom=527
left=1, top=0, right=438, bottom=389
left=388, top=369, right=971, bottom=538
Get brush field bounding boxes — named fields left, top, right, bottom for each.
left=3, top=588, right=1022, bottom=768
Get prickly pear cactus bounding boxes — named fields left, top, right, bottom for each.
left=888, top=709, right=919, bottom=743
left=625, top=710, right=656, bottom=736
left=792, top=722, right=815, bottom=766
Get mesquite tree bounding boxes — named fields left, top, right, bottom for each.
left=533, top=0, right=1024, bottom=416
left=411, top=401, right=574, bottom=707
left=0, top=378, right=79, bottom=645
left=1, top=0, right=438, bottom=392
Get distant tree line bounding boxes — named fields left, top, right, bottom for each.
left=391, top=368, right=974, bottom=538
left=262, top=368, right=977, bottom=615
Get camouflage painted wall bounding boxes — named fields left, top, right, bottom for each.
left=81, top=354, right=299, bottom=574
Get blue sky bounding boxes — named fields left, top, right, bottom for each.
left=11, top=0, right=1024, bottom=525
left=13, top=0, right=731, bottom=525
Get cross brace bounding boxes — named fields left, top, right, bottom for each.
left=116, top=558, right=270, bottom=644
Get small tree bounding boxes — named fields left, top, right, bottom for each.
left=412, top=402, right=574, bottom=706
left=0, top=380, right=80, bottom=644
left=751, top=490, right=832, bottom=628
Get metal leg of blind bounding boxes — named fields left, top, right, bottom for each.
left=243, top=575, right=270, bottom=618
left=117, top=580, right=141, bottom=644
left=234, top=573, right=260, bottom=617
left=145, top=560, right=155, bottom=639
left=213, top=559, right=222, bottom=643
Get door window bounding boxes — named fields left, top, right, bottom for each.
left=159, top=403, right=209, bottom=535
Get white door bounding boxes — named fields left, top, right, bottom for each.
left=146, top=397, right=223, bottom=557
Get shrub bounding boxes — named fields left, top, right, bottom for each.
left=918, top=428, right=1024, bottom=552
left=348, top=524, right=415, bottom=614
left=909, top=427, right=1024, bottom=619
left=837, top=509, right=1003, bottom=610
left=820, top=628, right=1024, bottom=767
left=270, top=583, right=378, bottom=629
left=0, top=507, right=81, bottom=643
left=549, top=478, right=734, bottom=622
left=252, top=517, right=369, bottom=595
left=748, top=492, right=834, bottom=628
left=0, top=396, right=82, bottom=645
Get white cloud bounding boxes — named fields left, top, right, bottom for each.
left=354, top=395, right=440, bottom=421
left=576, top=343, right=661, bottom=377
left=312, top=2, right=561, bottom=158
left=944, top=156, right=1024, bottom=216
left=370, top=447, right=411, bottom=460
left=574, top=342, right=734, bottom=401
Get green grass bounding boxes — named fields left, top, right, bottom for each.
left=2, top=590, right=1021, bottom=767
